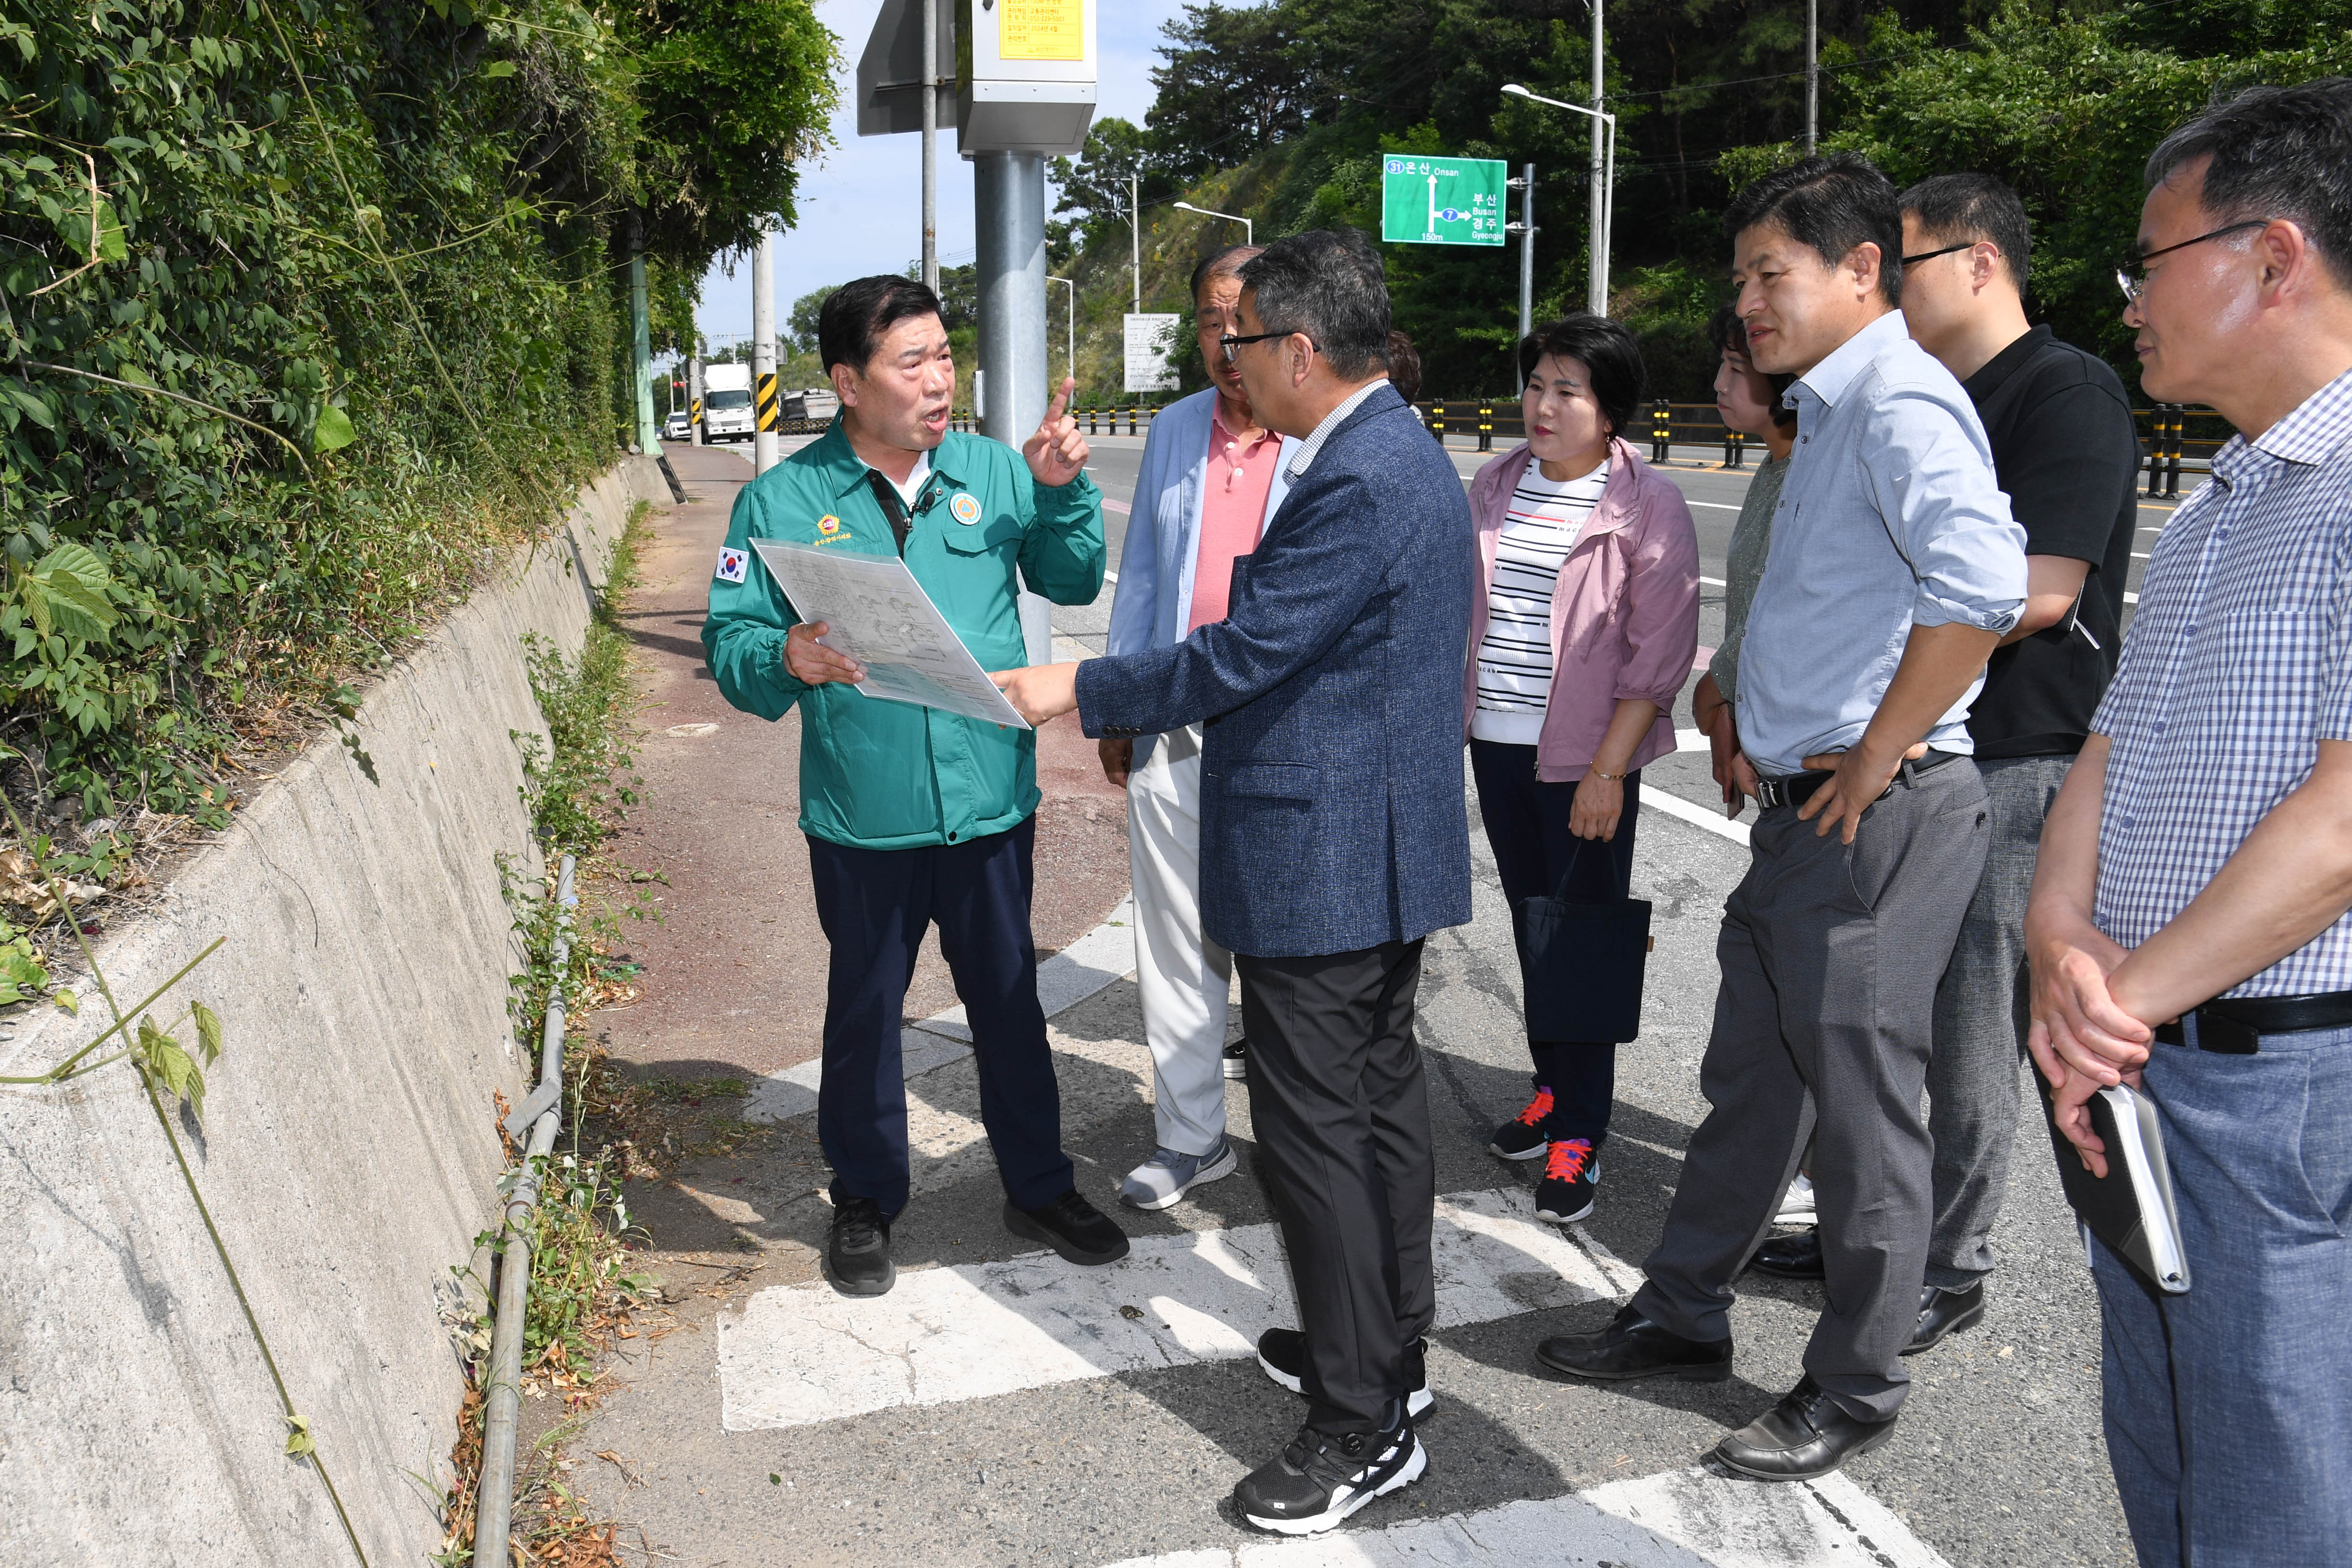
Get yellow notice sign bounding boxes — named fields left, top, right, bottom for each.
left=999, top=0, right=1085, bottom=61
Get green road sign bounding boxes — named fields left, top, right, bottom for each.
left=1380, top=155, right=1508, bottom=247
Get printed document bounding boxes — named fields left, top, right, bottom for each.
left=749, top=540, right=1031, bottom=729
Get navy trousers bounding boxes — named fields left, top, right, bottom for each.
left=805, top=817, right=1073, bottom=1217
left=1469, top=738, right=1640, bottom=1144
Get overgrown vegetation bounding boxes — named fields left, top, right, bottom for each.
left=0, top=0, right=833, bottom=832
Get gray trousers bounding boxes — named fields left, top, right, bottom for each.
left=1634, top=760, right=1990, bottom=1420
left=1925, top=753, right=2074, bottom=1287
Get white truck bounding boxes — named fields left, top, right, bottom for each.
left=701, top=362, right=756, bottom=443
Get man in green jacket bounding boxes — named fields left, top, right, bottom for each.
left=702, top=274, right=1122, bottom=1297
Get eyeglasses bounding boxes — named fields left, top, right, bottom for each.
left=2115, top=218, right=2275, bottom=303
left=1899, top=240, right=1979, bottom=266
left=1218, top=330, right=1314, bottom=364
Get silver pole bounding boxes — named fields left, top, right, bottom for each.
left=1804, top=0, right=1818, bottom=156
left=976, top=151, right=1053, bottom=666
left=752, top=232, right=777, bottom=474
left=689, top=353, right=704, bottom=446
left=1588, top=0, right=1606, bottom=316
left=1130, top=170, right=1141, bottom=313
left=1516, top=165, right=1536, bottom=390
left=921, top=0, right=938, bottom=290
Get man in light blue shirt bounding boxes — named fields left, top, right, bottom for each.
left=1536, top=154, right=2025, bottom=1484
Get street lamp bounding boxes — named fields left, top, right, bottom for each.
left=1172, top=201, right=1253, bottom=245
left=1045, top=276, right=1076, bottom=390
left=1501, top=83, right=1617, bottom=316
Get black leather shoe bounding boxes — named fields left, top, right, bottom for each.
left=1535, top=1304, right=1733, bottom=1383
left=1904, top=1280, right=1986, bottom=1355
left=1233, top=1409, right=1425, bottom=1535
left=1748, top=1230, right=1825, bottom=1279
left=1257, top=1329, right=1433, bottom=1418
left=1005, top=1189, right=1130, bottom=1265
left=826, top=1195, right=895, bottom=1297
left=1712, top=1376, right=1897, bottom=1481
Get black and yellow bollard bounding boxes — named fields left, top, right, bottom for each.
left=1431, top=402, right=1447, bottom=444
left=755, top=371, right=779, bottom=437
left=1651, top=401, right=1672, bottom=463
left=1477, top=403, right=1494, bottom=453
left=1724, top=427, right=1746, bottom=469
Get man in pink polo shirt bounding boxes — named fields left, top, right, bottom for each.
left=1102, top=246, right=1300, bottom=1211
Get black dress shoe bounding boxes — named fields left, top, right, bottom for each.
left=1748, top=1230, right=1825, bottom=1280
left=1232, top=1409, right=1425, bottom=1536
left=826, top=1195, right=895, bottom=1297
left=1535, top=1304, right=1732, bottom=1383
left=1005, top=1188, right=1130, bottom=1265
left=1904, top=1280, right=1986, bottom=1355
left=1713, top=1375, right=1898, bottom=1481
left=1256, top=1328, right=1433, bottom=1418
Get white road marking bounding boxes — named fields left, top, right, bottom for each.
left=741, top=898, right=1136, bottom=1122
left=715, top=1187, right=1617, bottom=1431
left=1095, top=1467, right=1951, bottom=1568
left=1685, top=500, right=1743, bottom=510
left=1643, top=788, right=1752, bottom=847
left=1699, top=576, right=1728, bottom=587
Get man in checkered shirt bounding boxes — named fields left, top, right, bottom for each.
left=2024, top=79, right=2352, bottom=1568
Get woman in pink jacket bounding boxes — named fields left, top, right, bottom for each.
left=1464, top=314, right=1701, bottom=1225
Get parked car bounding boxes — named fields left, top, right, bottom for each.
left=663, top=410, right=692, bottom=441
left=702, top=363, right=755, bottom=442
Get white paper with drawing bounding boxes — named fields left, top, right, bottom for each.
left=749, top=540, right=1031, bottom=729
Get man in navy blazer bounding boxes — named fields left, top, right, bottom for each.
left=994, top=229, right=1475, bottom=1537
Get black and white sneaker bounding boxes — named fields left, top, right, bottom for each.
left=1488, top=1087, right=1553, bottom=1160
left=1534, top=1136, right=1602, bottom=1224
left=1255, top=1328, right=1434, bottom=1418
left=1234, top=1408, right=1424, bottom=1535
left=1222, top=1039, right=1249, bottom=1080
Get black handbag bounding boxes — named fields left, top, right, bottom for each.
left=1515, top=835, right=1654, bottom=1043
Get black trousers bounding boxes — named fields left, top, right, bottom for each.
left=1469, top=738, right=1640, bottom=1143
left=1236, top=939, right=1437, bottom=1434
left=805, top=817, right=1072, bottom=1218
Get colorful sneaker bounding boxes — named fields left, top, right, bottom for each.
left=1535, top=1137, right=1601, bottom=1224
left=1488, top=1087, right=1554, bottom=1160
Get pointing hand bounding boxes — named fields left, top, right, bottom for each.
left=1023, top=377, right=1089, bottom=488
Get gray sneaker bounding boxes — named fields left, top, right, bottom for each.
left=1120, top=1139, right=1239, bottom=1211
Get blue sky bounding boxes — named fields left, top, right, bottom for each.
left=695, top=0, right=1188, bottom=344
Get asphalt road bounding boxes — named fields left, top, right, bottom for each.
left=570, top=429, right=2144, bottom=1567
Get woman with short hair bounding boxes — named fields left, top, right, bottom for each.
left=1464, top=313, right=1700, bottom=1223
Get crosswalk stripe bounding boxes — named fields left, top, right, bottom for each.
left=715, top=1187, right=1620, bottom=1432
left=1092, top=1466, right=1952, bottom=1568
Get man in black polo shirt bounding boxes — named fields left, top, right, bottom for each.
left=1751, top=172, right=2142, bottom=1349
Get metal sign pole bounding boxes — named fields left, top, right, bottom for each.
left=1588, top=0, right=1606, bottom=315
left=977, top=152, right=1052, bottom=664
left=921, top=0, right=938, bottom=290
left=1514, top=165, right=1536, bottom=387
left=753, top=232, right=778, bottom=474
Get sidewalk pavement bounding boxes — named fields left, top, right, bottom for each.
left=546, top=438, right=2133, bottom=1568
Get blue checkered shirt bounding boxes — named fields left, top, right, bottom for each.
left=2092, top=368, right=2352, bottom=997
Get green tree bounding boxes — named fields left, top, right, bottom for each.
left=787, top=285, right=840, bottom=354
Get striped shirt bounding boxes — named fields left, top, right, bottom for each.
left=2091, top=367, right=2352, bottom=996
left=1471, top=458, right=1611, bottom=744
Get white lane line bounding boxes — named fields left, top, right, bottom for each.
left=1685, top=500, right=1743, bottom=511
left=1644, top=789, right=1751, bottom=847
left=1699, top=575, right=1728, bottom=588
left=2125, top=590, right=2139, bottom=604
left=1096, top=1466, right=1952, bottom=1568
left=742, top=897, right=1136, bottom=1122
left=715, top=1187, right=1618, bottom=1431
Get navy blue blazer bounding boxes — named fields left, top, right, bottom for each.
left=1074, top=382, right=1475, bottom=958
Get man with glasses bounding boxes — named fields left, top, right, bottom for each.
left=1537, top=154, right=2025, bottom=1483
left=1100, top=245, right=1300, bottom=1212
left=1750, top=175, right=2141, bottom=1354
left=2026, top=79, right=2352, bottom=1567
left=993, top=229, right=1473, bottom=1536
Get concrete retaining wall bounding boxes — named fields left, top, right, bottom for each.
left=0, top=458, right=667, bottom=1567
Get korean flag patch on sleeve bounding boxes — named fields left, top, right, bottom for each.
left=714, top=545, right=749, bottom=584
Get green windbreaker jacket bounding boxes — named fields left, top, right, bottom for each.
left=700, top=421, right=1105, bottom=851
